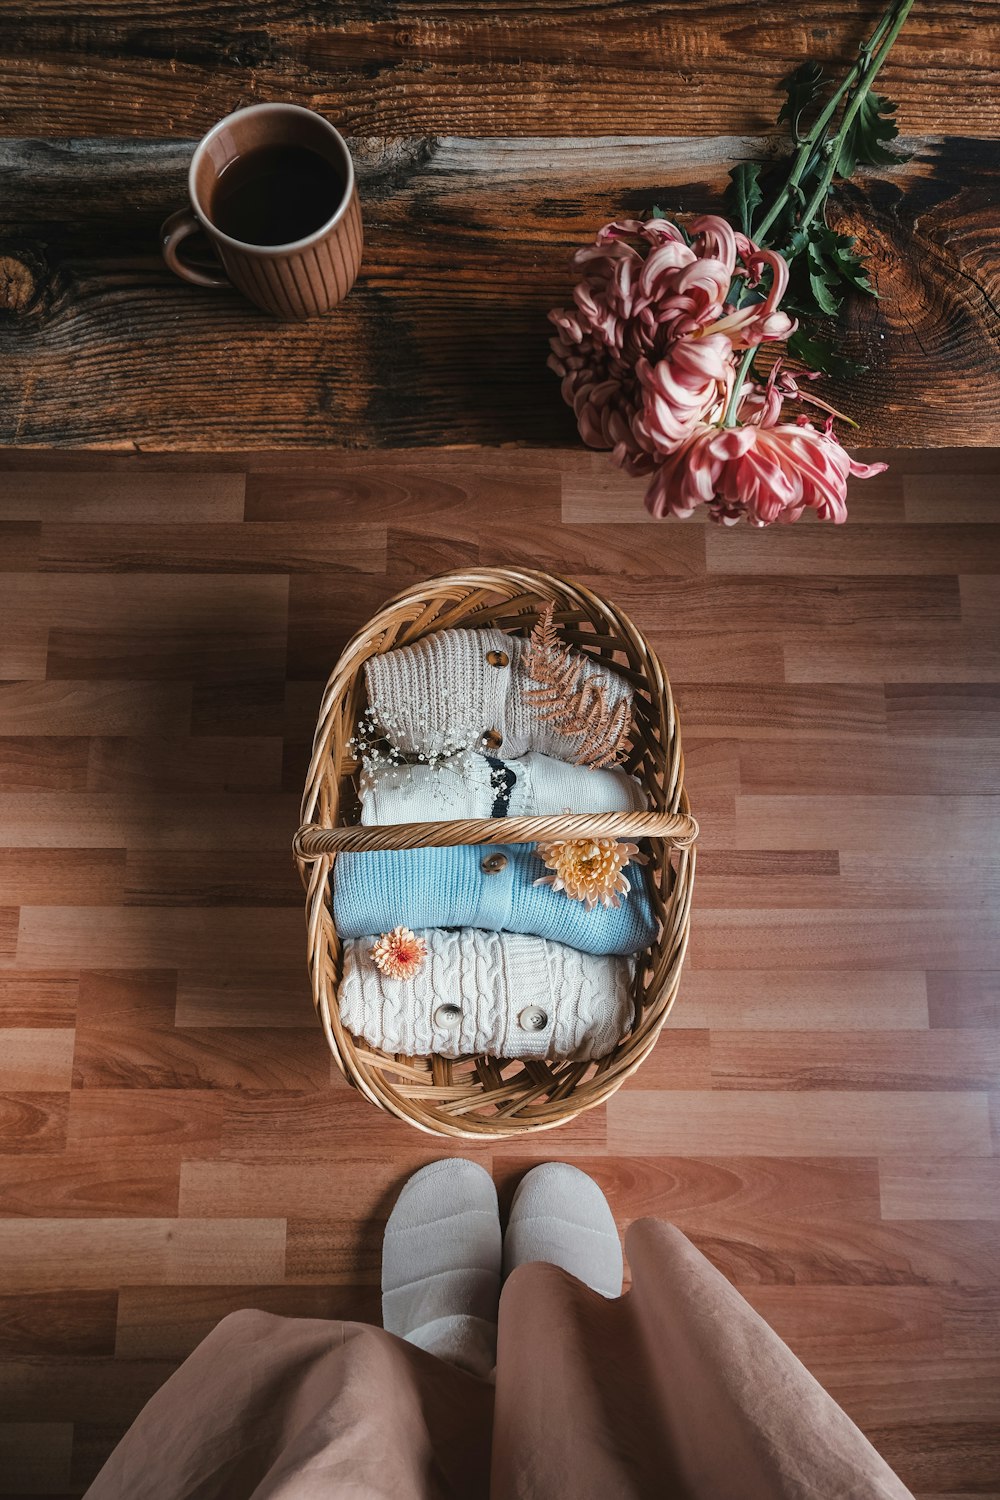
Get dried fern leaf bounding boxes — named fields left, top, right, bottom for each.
left=522, top=603, right=630, bottom=768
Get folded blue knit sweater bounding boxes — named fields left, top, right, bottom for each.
left=332, top=843, right=657, bottom=957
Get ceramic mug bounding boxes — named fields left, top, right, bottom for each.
left=161, top=103, right=363, bottom=320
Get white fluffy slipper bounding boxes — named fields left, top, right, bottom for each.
left=503, top=1162, right=623, bottom=1298
left=382, top=1158, right=501, bottom=1377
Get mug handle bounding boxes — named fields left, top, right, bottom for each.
left=160, top=208, right=230, bottom=288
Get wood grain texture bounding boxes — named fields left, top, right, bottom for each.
left=2, top=4, right=997, bottom=139
left=0, top=131, right=997, bottom=449
left=0, top=449, right=997, bottom=1496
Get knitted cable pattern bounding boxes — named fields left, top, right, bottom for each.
left=363, top=627, right=633, bottom=762
left=339, top=929, right=634, bottom=1059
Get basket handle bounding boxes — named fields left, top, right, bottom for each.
left=293, top=809, right=699, bottom=858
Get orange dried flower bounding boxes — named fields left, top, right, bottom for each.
left=370, top=925, right=427, bottom=980
left=533, top=837, right=646, bottom=910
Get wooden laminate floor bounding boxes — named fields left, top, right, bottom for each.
left=0, top=448, right=998, bottom=1497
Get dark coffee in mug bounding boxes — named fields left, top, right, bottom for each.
left=209, top=144, right=346, bottom=246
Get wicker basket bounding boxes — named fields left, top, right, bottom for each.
left=294, top=567, right=698, bottom=1139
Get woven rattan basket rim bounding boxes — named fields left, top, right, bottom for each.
left=296, top=566, right=696, bottom=1139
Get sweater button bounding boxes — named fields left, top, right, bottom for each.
left=481, top=728, right=503, bottom=750
left=481, top=853, right=508, bottom=874
left=519, top=1006, right=549, bottom=1032
left=434, top=1004, right=462, bottom=1027
left=486, top=649, right=509, bottom=668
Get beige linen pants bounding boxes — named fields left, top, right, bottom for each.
left=85, top=1221, right=912, bottom=1500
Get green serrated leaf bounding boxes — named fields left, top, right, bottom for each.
left=723, top=163, right=764, bottom=236
left=787, top=328, right=867, bottom=380
left=808, top=267, right=843, bottom=316
left=832, top=244, right=876, bottom=295
left=837, top=89, right=901, bottom=178
left=648, top=204, right=668, bottom=220
left=778, top=61, right=827, bottom=138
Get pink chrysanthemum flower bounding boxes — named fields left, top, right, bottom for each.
left=644, top=420, right=887, bottom=527
left=548, top=215, right=797, bottom=466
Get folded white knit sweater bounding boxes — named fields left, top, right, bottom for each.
left=339, top=929, right=633, bottom=1060
left=364, top=627, right=632, bottom=761
left=360, top=750, right=647, bottom=825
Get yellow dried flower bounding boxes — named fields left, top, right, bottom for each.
left=370, top=925, right=427, bottom=980
left=533, top=837, right=646, bottom=910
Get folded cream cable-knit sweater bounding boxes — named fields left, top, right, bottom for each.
left=360, top=750, right=647, bottom=825
left=339, top=929, right=633, bottom=1059
left=363, top=627, right=632, bottom=761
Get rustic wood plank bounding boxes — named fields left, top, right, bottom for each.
left=0, top=792, right=297, bottom=849
left=0, top=1218, right=286, bottom=1291
left=0, top=738, right=90, bottom=792
left=884, top=683, right=1000, bottom=738
left=709, top=1031, right=1000, bottom=1092
left=87, top=737, right=283, bottom=794
left=0, top=1356, right=181, bottom=1422
left=734, top=795, right=1000, bottom=857
left=2, top=4, right=997, bottom=138
left=0, top=1092, right=68, bottom=1152
left=0, top=1292, right=118, bottom=1356
left=114, top=1283, right=381, bottom=1358
left=178, top=1154, right=493, bottom=1220
left=690, top=909, right=1000, bottom=971
left=173, top=967, right=317, bottom=1028
left=0, top=1422, right=73, bottom=1495
left=16, top=907, right=302, bottom=970
left=0, top=470, right=245, bottom=521
left=672, top=970, right=929, bottom=1031
left=868, top=1422, right=1000, bottom=1498
left=72, top=1026, right=330, bottom=1091
left=633, top=1211, right=1000, bottom=1290
left=74, top=970, right=177, bottom=1028
left=0, top=973, right=77, bottom=1027
left=0, top=848, right=125, bottom=906
left=123, top=849, right=300, bottom=907
left=66, top=1089, right=223, bottom=1154
left=879, top=1159, right=1000, bottom=1221
left=926, top=973, right=1000, bottom=1030
left=738, top=739, right=1000, bottom=797
left=607, top=1091, right=992, bottom=1157
left=695, top=855, right=1000, bottom=912
left=706, top=524, right=1000, bottom=576
left=0, top=1152, right=180, bottom=1218
left=1, top=133, right=997, bottom=449
left=906, top=473, right=1000, bottom=524
left=0, top=681, right=192, bottom=736
left=0, top=1029, right=75, bottom=1091
left=493, top=1155, right=883, bottom=1225
left=0, top=452, right=996, bottom=1495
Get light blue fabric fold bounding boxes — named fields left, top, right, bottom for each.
left=332, top=843, right=657, bottom=956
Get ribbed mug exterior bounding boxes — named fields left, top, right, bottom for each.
left=161, top=103, right=362, bottom=321
left=216, top=188, right=362, bottom=319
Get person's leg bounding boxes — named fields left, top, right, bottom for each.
left=492, top=1170, right=912, bottom=1500
left=85, top=1312, right=493, bottom=1500
left=382, top=1157, right=502, bottom=1379
left=83, top=1160, right=502, bottom=1499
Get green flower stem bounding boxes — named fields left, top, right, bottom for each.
left=722, top=347, right=758, bottom=428
left=753, top=0, right=914, bottom=247
left=721, top=0, right=913, bottom=427
left=796, top=0, right=916, bottom=229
